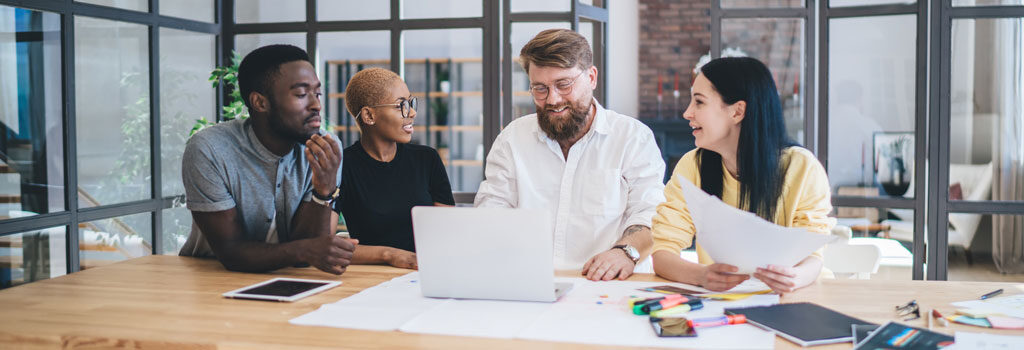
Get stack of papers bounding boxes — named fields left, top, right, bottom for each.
left=951, top=294, right=1024, bottom=319
left=291, top=272, right=779, bottom=349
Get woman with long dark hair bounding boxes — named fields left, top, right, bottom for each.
left=651, top=57, right=835, bottom=293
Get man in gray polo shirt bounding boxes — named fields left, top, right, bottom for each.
left=180, top=44, right=354, bottom=275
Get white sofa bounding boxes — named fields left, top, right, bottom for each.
left=885, top=162, right=993, bottom=262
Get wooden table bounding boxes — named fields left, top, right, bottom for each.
left=1, top=255, right=1021, bottom=349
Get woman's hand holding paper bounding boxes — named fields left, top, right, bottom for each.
left=700, top=263, right=750, bottom=291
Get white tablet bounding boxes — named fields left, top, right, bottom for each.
left=222, top=278, right=341, bottom=302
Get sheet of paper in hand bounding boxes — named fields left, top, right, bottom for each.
left=677, top=175, right=836, bottom=274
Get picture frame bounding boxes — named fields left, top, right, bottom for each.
left=872, top=131, right=914, bottom=196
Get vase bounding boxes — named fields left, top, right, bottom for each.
left=878, top=156, right=911, bottom=196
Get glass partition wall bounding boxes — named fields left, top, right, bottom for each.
left=0, top=0, right=219, bottom=288
left=938, top=2, right=1024, bottom=280
left=712, top=1, right=1024, bottom=281
left=0, top=0, right=608, bottom=289
left=820, top=1, right=927, bottom=281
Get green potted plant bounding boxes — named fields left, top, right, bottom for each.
left=190, top=52, right=248, bottom=136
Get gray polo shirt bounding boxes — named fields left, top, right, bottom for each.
left=179, top=118, right=341, bottom=257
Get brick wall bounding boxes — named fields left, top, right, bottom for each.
left=638, top=0, right=803, bottom=120
left=637, top=0, right=710, bottom=119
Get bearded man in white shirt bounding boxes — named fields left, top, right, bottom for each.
left=474, top=29, right=666, bottom=281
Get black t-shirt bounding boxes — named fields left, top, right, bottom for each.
left=335, top=142, right=455, bottom=252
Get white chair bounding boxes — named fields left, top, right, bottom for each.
left=824, top=243, right=882, bottom=279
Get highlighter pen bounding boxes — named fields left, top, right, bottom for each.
left=643, top=297, right=686, bottom=313
left=643, top=296, right=701, bottom=314
left=650, top=300, right=704, bottom=317
left=650, top=304, right=692, bottom=317
left=687, top=314, right=746, bottom=328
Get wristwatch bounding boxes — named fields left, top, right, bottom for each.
left=311, top=187, right=340, bottom=207
left=612, top=244, right=640, bottom=264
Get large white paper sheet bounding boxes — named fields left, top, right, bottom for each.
left=678, top=175, right=837, bottom=274
left=399, top=299, right=551, bottom=338
left=289, top=272, right=447, bottom=331
left=518, top=276, right=777, bottom=349
left=951, top=293, right=1024, bottom=319
left=943, top=332, right=1024, bottom=349
left=291, top=272, right=777, bottom=349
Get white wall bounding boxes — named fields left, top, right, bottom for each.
left=607, top=0, right=639, bottom=117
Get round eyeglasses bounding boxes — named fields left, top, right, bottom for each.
left=529, top=69, right=586, bottom=100
left=369, top=97, right=417, bottom=119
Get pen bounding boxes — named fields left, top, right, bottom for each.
left=980, top=289, right=1003, bottom=300
left=687, top=315, right=746, bottom=328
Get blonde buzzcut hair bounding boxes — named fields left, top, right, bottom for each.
left=344, top=67, right=403, bottom=124
left=519, top=29, right=593, bottom=74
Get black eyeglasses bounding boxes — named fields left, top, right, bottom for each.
left=895, top=300, right=920, bottom=321
left=529, top=69, right=586, bottom=100
left=368, top=97, right=417, bottom=119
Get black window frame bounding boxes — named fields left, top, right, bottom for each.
left=0, top=0, right=222, bottom=274
left=712, top=0, right=1024, bottom=280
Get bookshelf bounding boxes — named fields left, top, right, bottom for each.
left=324, top=58, right=488, bottom=191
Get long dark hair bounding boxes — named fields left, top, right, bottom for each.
left=696, top=57, right=796, bottom=221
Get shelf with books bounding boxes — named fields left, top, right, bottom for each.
left=325, top=57, right=486, bottom=192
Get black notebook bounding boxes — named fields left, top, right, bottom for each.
left=725, top=302, right=877, bottom=347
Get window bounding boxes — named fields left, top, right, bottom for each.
left=0, top=226, right=66, bottom=289
left=405, top=28, right=485, bottom=192
left=235, top=0, right=304, bottom=24
left=0, top=6, right=64, bottom=221
left=722, top=17, right=806, bottom=143
left=318, top=30, right=390, bottom=146
left=0, top=0, right=220, bottom=278
left=161, top=0, right=214, bottom=23
left=945, top=15, right=1024, bottom=280
left=79, top=213, right=151, bottom=270
left=75, top=16, right=151, bottom=207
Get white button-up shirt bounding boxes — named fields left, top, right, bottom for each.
left=474, top=101, right=666, bottom=269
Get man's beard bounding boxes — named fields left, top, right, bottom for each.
left=537, top=96, right=592, bottom=142
left=268, top=101, right=318, bottom=143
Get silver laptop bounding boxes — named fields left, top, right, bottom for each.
left=411, top=206, right=572, bottom=302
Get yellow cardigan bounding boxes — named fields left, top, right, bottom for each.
left=652, top=147, right=836, bottom=264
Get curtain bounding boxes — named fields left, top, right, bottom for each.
left=991, top=19, right=1024, bottom=274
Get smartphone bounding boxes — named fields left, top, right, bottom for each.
left=650, top=317, right=697, bottom=337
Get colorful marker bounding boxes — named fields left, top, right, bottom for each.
left=687, top=315, right=746, bottom=328
left=632, top=294, right=687, bottom=315
left=638, top=294, right=704, bottom=315
left=650, top=301, right=704, bottom=317
left=643, top=296, right=687, bottom=313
